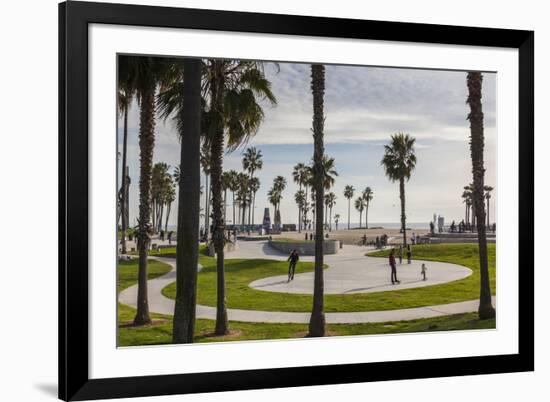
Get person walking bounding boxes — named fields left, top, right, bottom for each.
left=287, top=249, right=299, bottom=282
left=167, top=231, right=173, bottom=245
left=407, top=244, right=412, bottom=264
left=389, top=249, right=400, bottom=284
left=421, top=263, right=428, bottom=281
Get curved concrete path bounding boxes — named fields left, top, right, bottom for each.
left=248, top=242, right=471, bottom=294
left=118, top=242, right=489, bottom=324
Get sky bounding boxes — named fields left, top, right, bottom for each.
left=118, top=61, right=497, bottom=229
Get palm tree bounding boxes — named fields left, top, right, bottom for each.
left=343, top=185, right=355, bottom=230
left=294, top=190, right=306, bottom=231
left=267, top=188, right=281, bottom=223
left=273, top=175, right=287, bottom=193
left=324, top=192, right=336, bottom=231
left=237, top=172, right=250, bottom=226
left=462, top=188, right=472, bottom=224
left=249, top=176, right=260, bottom=226
left=308, top=64, right=326, bottom=337
left=334, top=214, right=340, bottom=231
left=227, top=170, right=239, bottom=226
left=151, top=162, right=170, bottom=233
left=242, top=147, right=263, bottom=225
left=121, top=55, right=167, bottom=326
left=293, top=162, right=308, bottom=232
left=222, top=171, right=233, bottom=221
left=200, top=143, right=211, bottom=240
left=171, top=58, right=202, bottom=343
left=467, top=71, right=495, bottom=320
left=463, top=183, right=475, bottom=228
left=163, top=177, right=176, bottom=234
left=117, top=81, right=133, bottom=254
left=355, top=197, right=365, bottom=229
left=302, top=166, right=313, bottom=229
left=273, top=175, right=287, bottom=228
left=484, top=185, right=494, bottom=227
left=204, top=60, right=277, bottom=335
left=268, top=176, right=286, bottom=229
left=381, top=133, right=417, bottom=247
left=321, top=155, right=338, bottom=190
left=362, top=187, right=374, bottom=229
left=173, top=165, right=181, bottom=185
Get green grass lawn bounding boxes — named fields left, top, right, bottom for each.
left=117, top=250, right=495, bottom=346
left=161, top=243, right=495, bottom=313
left=117, top=258, right=172, bottom=292
left=118, top=305, right=495, bottom=346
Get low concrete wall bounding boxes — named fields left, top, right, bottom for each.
left=207, top=241, right=237, bottom=257
left=269, top=239, right=339, bottom=255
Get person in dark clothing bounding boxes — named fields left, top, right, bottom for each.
left=389, top=249, right=400, bottom=284
left=287, top=250, right=299, bottom=282
left=167, top=231, right=173, bottom=245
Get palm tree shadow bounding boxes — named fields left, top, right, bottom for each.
left=34, top=383, right=57, bottom=397
left=261, top=243, right=287, bottom=257
left=253, top=279, right=289, bottom=288
left=342, top=279, right=425, bottom=294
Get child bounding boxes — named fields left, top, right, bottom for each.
left=421, top=263, right=427, bottom=281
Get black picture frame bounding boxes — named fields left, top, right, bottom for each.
left=59, top=1, right=534, bottom=400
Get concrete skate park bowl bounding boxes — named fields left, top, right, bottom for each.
left=269, top=238, right=339, bottom=255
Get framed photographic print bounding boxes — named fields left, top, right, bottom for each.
left=59, top=1, right=534, bottom=400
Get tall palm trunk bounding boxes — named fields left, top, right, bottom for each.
left=359, top=210, right=362, bottom=229
left=467, top=72, right=495, bottom=319
left=120, top=105, right=129, bottom=254
left=308, top=64, right=326, bottom=337
left=329, top=206, right=333, bottom=231
left=298, top=183, right=302, bottom=232
left=248, top=173, right=253, bottom=227
left=487, top=198, right=491, bottom=227
left=347, top=199, right=350, bottom=230
left=223, top=188, right=228, bottom=221
left=134, top=84, right=155, bottom=326
left=204, top=174, right=209, bottom=239
left=232, top=191, right=236, bottom=226
left=173, top=59, right=202, bottom=343
left=158, top=204, right=164, bottom=233
left=164, top=202, right=171, bottom=234
left=399, top=177, right=407, bottom=247
left=365, top=202, right=369, bottom=229
left=252, top=192, right=256, bottom=227
left=210, top=63, right=229, bottom=335
left=304, top=186, right=308, bottom=229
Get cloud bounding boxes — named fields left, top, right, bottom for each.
left=118, top=61, right=498, bottom=227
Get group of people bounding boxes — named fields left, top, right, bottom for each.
left=388, top=245, right=427, bottom=285
left=158, top=230, right=174, bottom=245
left=410, top=232, right=423, bottom=244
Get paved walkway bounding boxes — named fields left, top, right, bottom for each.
left=118, top=241, right=488, bottom=324
left=246, top=241, right=471, bottom=294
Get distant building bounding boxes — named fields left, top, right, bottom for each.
left=274, top=209, right=281, bottom=232
left=262, top=208, right=271, bottom=233
left=437, top=215, right=445, bottom=233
